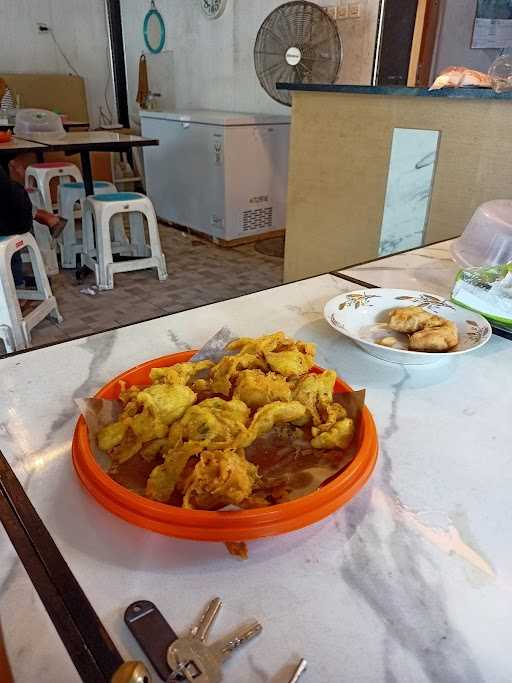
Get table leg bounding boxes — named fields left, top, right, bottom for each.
left=77, top=151, right=95, bottom=280
left=80, top=151, right=94, bottom=196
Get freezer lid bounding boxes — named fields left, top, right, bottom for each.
left=139, top=109, right=290, bottom=126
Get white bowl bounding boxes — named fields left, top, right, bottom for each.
left=324, top=288, right=492, bottom=365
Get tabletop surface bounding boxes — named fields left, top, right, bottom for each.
left=0, top=245, right=511, bottom=682
left=339, top=240, right=458, bottom=296
left=0, top=137, right=46, bottom=153
left=14, top=131, right=158, bottom=149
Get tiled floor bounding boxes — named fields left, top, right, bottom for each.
left=13, top=225, right=283, bottom=351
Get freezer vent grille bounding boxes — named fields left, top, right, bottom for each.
left=241, top=206, right=273, bottom=232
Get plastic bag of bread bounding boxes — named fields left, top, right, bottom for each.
left=429, top=66, right=492, bottom=91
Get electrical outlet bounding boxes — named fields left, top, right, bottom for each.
left=337, top=5, right=348, bottom=19
left=348, top=3, right=361, bottom=18
left=326, top=6, right=337, bottom=19
left=37, top=22, right=50, bottom=33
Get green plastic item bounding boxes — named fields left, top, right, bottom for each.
left=451, top=263, right=512, bottom=329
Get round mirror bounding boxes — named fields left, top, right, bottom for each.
left=143, top=2, right=166, bottom=54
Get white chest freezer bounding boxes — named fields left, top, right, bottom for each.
left=140, top=110, right=290, bottom=241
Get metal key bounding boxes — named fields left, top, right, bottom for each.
left=167, top=598, right=262, bottom=683
left=288, top=659, right=308, bottom=683
left=190, top=597, right=222, bottom=641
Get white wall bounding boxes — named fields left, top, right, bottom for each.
left=120, top=0, right=381, bottom=121
left=432, top=0, right=502, bottom=78
left=0, top=0, right=115, bottom=127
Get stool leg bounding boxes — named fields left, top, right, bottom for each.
left=81, top=204, right=95, bottom=266
left=42, top=176, right=54, bottom=212
left=33, top=224, right=59, bottom=276
left=146, top=208, right=168, bottom=281
left=26, top=242, right=63, bottom=323
left=60, top=193, right=79, bottom=269
left=111, top=215, right=131, bottom=254
left=96, top=211, right=116, bottom=290
left=129, top=212, right=149, bottom=257
left=0, top=325, right=15, bottom=355
left=0, top=258, right=26, bottom=351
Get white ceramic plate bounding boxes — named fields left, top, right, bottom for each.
left=324, top=288, right=492, bottom=365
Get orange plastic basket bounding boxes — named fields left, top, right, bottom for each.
left=72, top=351, right=378, bottom=542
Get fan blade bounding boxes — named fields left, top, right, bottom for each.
left=274, top=6, right=299, bottom=46
left=259, top=60, right=288, bottom=80
left=254, top=51, right=286, bottom=57
left=259, top=23, right=289, bottom=49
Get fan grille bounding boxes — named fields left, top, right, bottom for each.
left=254, top=1, right=342, bottom=106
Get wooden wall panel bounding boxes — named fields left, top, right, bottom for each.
left=284, top=91, right=512, bottom=281
left=0, top=73, right=89, bottom=121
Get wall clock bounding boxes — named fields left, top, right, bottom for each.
left=200, top=0, right=228, bottom=19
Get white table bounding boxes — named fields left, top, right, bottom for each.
left=338, top=240, right=459, bottom=296
left=0, top=247, right=511, bottom=682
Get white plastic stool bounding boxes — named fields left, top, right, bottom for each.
left=82, top=192, right=168, bottom=290
left=0, top=233, right=63, bottom=353
left=58, top=181, right=118, bottom=269
left=26, top=187, right=59, bottom=276
left=25, top=162, right=83, bottom=212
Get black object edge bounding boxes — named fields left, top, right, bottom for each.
left=106, top=0, right=130, bottom=128
left=0, top=451, right=123, bottom=681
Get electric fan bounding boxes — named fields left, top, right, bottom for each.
left=254, top=1, right=342, bottom=106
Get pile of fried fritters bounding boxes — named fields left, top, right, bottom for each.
left=97, top=332, right=355, bottom=510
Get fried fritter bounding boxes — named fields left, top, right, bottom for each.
left=238, top=400, right=307, bottom=447
left=98, top=420, right=129, bottom=452
left=292, top=370, right=337, bottom=425
left=264, top=349, right=315, bottom=378
left=136, top=384, right=196, bottom=425
left=168, top=398, right=250, bottom=449
left=227, top=332, right=287, bottom=355
left=409, top=321, right=458, bottom=351
left=388, top=306, right=438, bottom=334
left=311, top=418, right=354, bottom=449
left=140, top=438, right=169, bottom=462
left=209, top=353, right=267, bottom=396
left=311, top=403, right=347, bottom=435
left=109, top=427, right=143, bottom=466
left=145, top=442, right=203, bottom=501
left=233, top=369, right=291, bottom=409
left=149, top=360, right=213, bottom=386
left=182, top=449, right=258, bottom=510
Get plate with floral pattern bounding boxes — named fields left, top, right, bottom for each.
left=324, top=288, right=492, bottom=365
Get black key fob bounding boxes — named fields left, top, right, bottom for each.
left=124, top=600, right=179, bottom=681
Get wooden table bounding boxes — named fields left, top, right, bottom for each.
left=0, top=138, right=46, bottom=171
left=14, top=131, right=159, bottom=196
left=0, top=121, right=89, bottom=132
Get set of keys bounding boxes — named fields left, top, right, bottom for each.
left=111, top=597, right=307, bottom=683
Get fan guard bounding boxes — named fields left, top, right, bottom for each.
left=254, top=1, right=342, bottom=106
